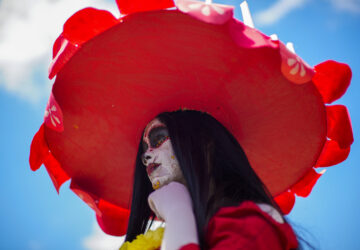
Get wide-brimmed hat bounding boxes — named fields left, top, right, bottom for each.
left=30, top=0, right=353, bottom=236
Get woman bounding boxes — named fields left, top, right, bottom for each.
left=29, top=0, right=353, bottom=249
left=125, top=110, right=298, bottom=249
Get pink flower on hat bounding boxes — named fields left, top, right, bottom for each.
left=44, top=93, right=64, bottom=132
left=176, top=0, right=234, bottom=24
left=287, top=57, right=307, bottom=77
left=280, top=42, right=314, bottom=84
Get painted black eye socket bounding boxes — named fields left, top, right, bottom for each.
left=149, top=126, right=169, bottom=148
left=142, top=126, right=170, bottom=152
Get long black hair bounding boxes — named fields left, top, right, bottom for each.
left=125, top=110, right=284, bottom=248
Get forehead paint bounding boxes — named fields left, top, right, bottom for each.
left=144, top=118, right=164, bottom=139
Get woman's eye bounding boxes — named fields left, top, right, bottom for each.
left=154, top=135, right=169, bottom=148
left=148, top=126, right=169, bottom=148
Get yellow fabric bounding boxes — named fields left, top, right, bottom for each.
left=120, top=227, right=164, bottom=250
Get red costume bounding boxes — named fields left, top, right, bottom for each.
left=181, top=201, right=298, bottom=250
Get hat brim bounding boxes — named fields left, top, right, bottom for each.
left=49, top=9, right=326, bottom=205
left=30, top=3, right=353, bottom=236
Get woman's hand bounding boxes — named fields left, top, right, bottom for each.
left=148, top=182, right=199, bottom=250
left=148, top=182, right=193, bottom=221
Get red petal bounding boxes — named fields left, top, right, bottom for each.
left=116, top=0, right=174, bottom=15
left=326, top=105, right=354, bottom=149
left=315, top=139, right=350, bottom=167
left=48, top=35, right=79, bottom=79
left=313, top=60, right=352, bottom=104
left=71, top=181, right=130, bottom=236
left=70, top=182, right=102, bottom=216
left=43, top=153, right=70, bottom=193
left=29, top=124, right=49, bottom=171
left=63, top=8, right=118, bottom=45
left=52, top=34, right=64, bottom=60
left=292, top=168, right=324, bottom=197
left=49, top=8, right=119, bottom=79
left=96, top=199, right=130, bottom=236
left=274, top=190, right=295, bottom=215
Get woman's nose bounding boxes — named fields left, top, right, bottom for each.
left=142, top=152, right=153, bottom=165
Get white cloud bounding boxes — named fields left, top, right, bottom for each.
left=330, top=0, right=360, bottom=13
left=0, top=59, right=51, bottom=104
left=82, top=222, right=125, bottom=250
left=82, top=220, right=164, bottom=250
left=0, top=0, right=119, bottom=104
left=253, top=0, right=360, bottom=27
left=254, top=0, right=308, bottom=26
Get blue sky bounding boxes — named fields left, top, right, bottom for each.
left=0, top=0, right=359, bottom=249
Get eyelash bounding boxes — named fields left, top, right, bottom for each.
left=154, top=135, right=169, bottom=148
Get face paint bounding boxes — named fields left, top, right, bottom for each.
left=142, top=118, right=185, bottom=189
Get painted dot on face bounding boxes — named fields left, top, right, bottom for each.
left=153, top=181, right=160, bottom=190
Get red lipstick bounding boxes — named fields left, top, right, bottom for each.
left=147, top=163, right=160, bottom=175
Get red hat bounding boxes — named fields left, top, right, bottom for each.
left=29, top=0, right=353, bottom=236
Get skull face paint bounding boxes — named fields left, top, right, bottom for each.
left=142, top=118, right=185, bottom=189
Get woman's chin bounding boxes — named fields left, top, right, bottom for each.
left=151, top=176, right=172, bottom=189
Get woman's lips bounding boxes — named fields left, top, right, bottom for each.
left=147, top=163, right=160, bottom=175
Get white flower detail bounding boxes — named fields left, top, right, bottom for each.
left=186, top=2, right=225, bottom=16
left=45, top=105, right=61, bottom=127
left=287, top=57, right=306, bottom=77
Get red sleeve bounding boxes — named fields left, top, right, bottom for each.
left=179, top=201, right=298, bottom=250
left=206, top=202, right=298, bottom=250
left=179, top=243, right=200, bottom=250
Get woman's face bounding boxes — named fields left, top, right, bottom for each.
left=142, top=118, right=185, bottom=189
